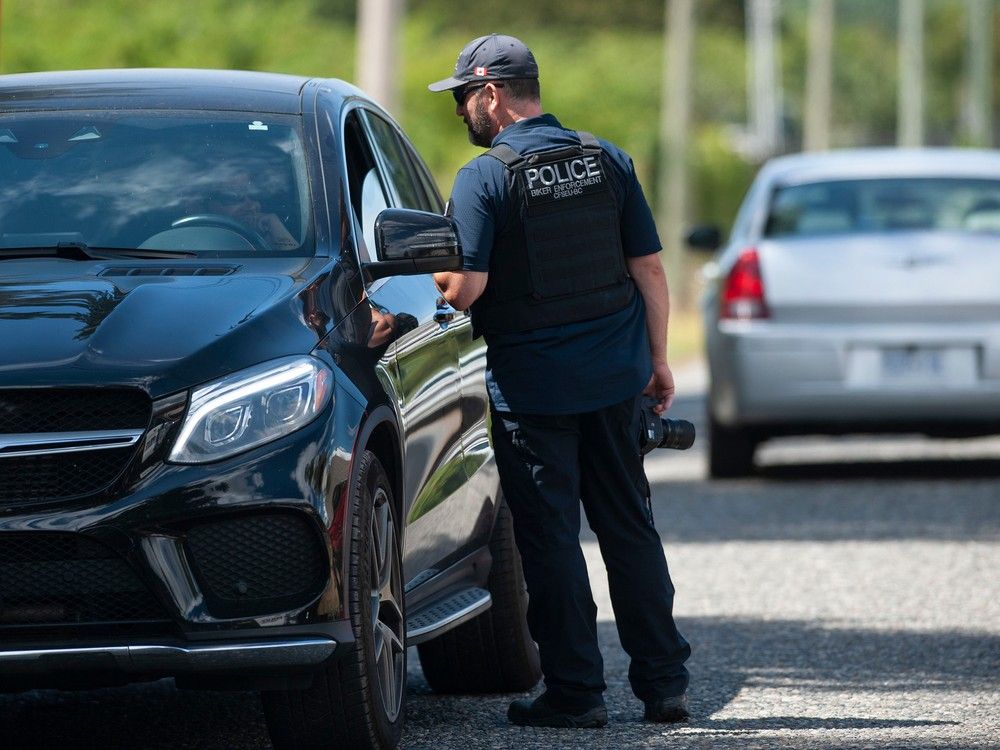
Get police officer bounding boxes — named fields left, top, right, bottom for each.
left=429, top=34, right=691, bottom=728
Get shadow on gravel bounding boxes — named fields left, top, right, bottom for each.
left=2, top=614, right=991, bottom=750
left=680, top=617, right=1000, bottom=716
left=0, top=680, right=268, bottom=749
left=400, top=617, right=992, bottom=749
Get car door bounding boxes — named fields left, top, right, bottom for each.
left=341, top=107, right=485, bottom=584
left=363, top=114, right=498, bottom=571
left=371, top=134, right=498, bottom=559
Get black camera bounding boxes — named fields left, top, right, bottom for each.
left=639, top=398, right=696, bottom=454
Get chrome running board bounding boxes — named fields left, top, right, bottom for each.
left=405, top=586, right=491, bottom=645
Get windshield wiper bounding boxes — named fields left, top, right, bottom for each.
left=83, top=245, right=198, bottom=260
left=0, top=242, right=102, bottom=261
left=0, top=242, right=196, bottom=261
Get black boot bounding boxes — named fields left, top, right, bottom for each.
left=643, top=693, right=690, bottom=723
left=508, top=693, right=608, bottom=728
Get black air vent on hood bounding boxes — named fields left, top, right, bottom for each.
left=100, top=265, right=239, bottom=278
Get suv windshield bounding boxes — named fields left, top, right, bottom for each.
left=765, top=178, right=1000, bottom=238
left=0, top=111, right=313, bottom=257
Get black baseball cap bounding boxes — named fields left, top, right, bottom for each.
left=428, top=34, right=539, bottom=92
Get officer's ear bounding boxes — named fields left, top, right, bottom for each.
left=483, top=81, right=506, bottom=109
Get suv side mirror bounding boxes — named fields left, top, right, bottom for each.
left=685, top=224, right=723, bottom=252
left=366, top=208, right=462, bottom=281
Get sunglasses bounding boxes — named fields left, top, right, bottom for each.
left=453, top=81, right=504, bottom=105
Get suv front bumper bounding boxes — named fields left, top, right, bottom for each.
left=0, top=617, right=357, bottom=691
left=0, top=637, right=337, bottom=676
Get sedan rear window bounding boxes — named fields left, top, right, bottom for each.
left=0, top=112, right=313, bottom=257
left=765, top=178, right=1000, bottom=238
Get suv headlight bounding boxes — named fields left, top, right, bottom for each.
left=169, top=356, right=334, bottom=464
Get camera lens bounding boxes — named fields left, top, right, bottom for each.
left=659, top=419, right=696, bottom=450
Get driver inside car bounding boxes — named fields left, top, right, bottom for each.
left=207, top=175, right=299, bottom=251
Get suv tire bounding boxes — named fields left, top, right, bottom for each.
left=263, top=450, right=406, bottom=750
left=417, top=496, right=541, bottom=694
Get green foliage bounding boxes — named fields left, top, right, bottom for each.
left=693, top=25, right=747, bottom=124
left=828, top=18, right=899, bottom=145
left=3, top=0, right=354, bottom=78
left=924, top=0, right=967, bottom=144
left=690, top=126, right=757, bottom=234
left=410, top=0, right=665, bottom=31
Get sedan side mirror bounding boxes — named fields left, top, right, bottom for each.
left=685, top=224, right=723, bottom=252
left=366, top=208, right=463, bottom=281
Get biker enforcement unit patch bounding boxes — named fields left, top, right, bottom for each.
left=519, top=152, right=607, bottom=206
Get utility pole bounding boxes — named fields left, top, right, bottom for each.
left=964, top=0, right=994, bottom=147
left=658, top=0, right=694, bottom=307
left=897, top=0, right=924, bottom=147
left=356, top=0, right=403, bottom=116
left=803, top=0, right=834, bottom=151
left=746, top=0, right=783, bottom=158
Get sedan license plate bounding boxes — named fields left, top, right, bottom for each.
left=880, top=347, right=975, bottom=386
left=882, top=348, right=943, bottom=379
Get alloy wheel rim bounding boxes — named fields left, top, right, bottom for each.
left=369, top=485, right=405, bottom=723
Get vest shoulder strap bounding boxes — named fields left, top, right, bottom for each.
left=487, top=131, right=601, bottom=167
left=484, top=143, right=523, bottom=168
left=576, top=130, right=601, bottom=150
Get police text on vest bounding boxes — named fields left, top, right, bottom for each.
left=525, top=156, right=603, bottom=200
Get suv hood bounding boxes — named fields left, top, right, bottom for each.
left=0, top=259, right=341, bottom=397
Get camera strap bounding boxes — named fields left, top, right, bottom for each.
left=640, top=456, right=655, bottom=528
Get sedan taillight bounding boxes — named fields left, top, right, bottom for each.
left=721, top=248, right=769, bottom=320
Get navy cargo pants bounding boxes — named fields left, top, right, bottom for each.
left=490, top=394, right=690, bottom=710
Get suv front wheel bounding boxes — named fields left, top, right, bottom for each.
left=263, top=450, right=405, bottom=750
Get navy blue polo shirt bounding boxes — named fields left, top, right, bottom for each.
left=449, top=114, right=661, bottom=415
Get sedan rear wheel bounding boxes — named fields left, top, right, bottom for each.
left=708, top=416, right=758, bottom=478
left=263, top=450, right=405, bottom=750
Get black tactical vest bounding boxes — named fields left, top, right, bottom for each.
left=469, top=131, right=635, bottom=339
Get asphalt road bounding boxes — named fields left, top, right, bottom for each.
left=4, top=362, right=999, bottom=750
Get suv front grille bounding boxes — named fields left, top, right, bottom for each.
left=0, top=533, right=170, bottom=628
left=0, top=388, right=151, bottom=504
left=0, top=448, right=140, bottom=504
left=0, top=388, right=150, bottom=433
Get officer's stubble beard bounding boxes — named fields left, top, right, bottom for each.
left=466, top=95, right=493, bottom=148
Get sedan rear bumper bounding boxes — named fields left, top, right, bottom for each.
left=710, top=321, right=1000, bottom=429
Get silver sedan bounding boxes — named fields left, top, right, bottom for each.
left=688, top=148, right=1000, bottom=477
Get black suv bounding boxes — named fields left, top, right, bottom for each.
left=0, top=70, right=539, bottom=749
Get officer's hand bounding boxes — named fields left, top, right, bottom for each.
left=643, top=361, right=675, bottom=415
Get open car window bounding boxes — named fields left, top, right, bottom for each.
left=341, top=109, right=392, bottom=267
left=361, top=111, right=434, bottom=212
